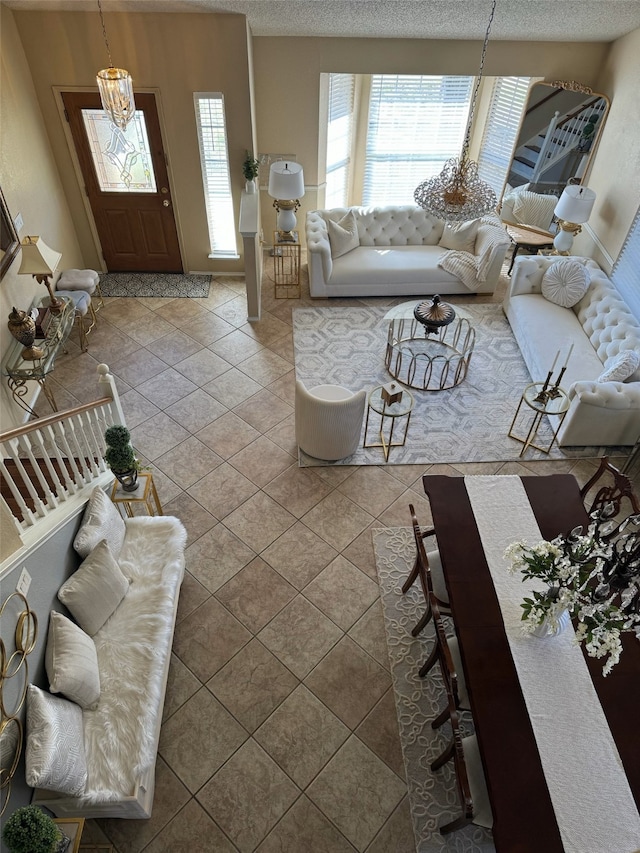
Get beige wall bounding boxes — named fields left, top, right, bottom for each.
left=0, top=5, right=84, bottom=430
left=11, top=9, right=256, bottom=275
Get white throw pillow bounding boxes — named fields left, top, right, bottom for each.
left=512, top=190, right=558, bottom=230
left=58, top=539, right=129, bottom=636
left=598, top=350, right=640, bottom=383
left=327, top=210, right=360, bottom=258
left=74, top=485, right=126, bottom=559
left=26, top=685, right=87, bottom=796
left=541, top=260, right=590, bottom=308
left=46, top=611, right=101, bottom=709
left=438, top=219, right=479, bottom=253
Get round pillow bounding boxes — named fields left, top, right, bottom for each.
left=598, top=350, right=640, bottom=383
left=541, top=261, right=590, bottom=308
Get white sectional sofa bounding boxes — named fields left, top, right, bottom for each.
left=306, top=205, right=511, bottom=298
left=504, top=255, right=640, bottom=447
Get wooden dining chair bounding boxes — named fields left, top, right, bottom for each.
left=430, top=702, right=493, bottom=835
left=420, top=590, right=470, bottom=729
left=402, top=503, right=450, bottom=636
left=580, top=456, right=640, bottom=521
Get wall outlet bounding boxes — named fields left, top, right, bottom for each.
left=16, top=567, right=31, bottom=597
left=14, top=212, right=23, bottom=233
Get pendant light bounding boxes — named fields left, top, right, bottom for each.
left=96, top=0, right=136, bottom=130
left=414, top=0, right=497, bottom=222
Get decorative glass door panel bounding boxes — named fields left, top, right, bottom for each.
left=81, top=109, right=157, bottom=192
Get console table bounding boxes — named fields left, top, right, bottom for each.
left=1, top=296, right=75, bottom=417
left=504, top=223, right=555, bottom=274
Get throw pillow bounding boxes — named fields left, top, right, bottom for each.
left=58, top=539, right=129, bottom=636
left=25, top=684, right=87, bottom=796
left=73, top=485, right=126, bottom=559
left=598, top=350, right=640, bottom=383
left=512, top=190, right=558, bottom=230
left=46, top=611, right=101, bottom=709
left=541, top=260, right=590, bottom=308
left=327, top=210, right=360, bottom=258
left=438, top=219, right=479, bottom=253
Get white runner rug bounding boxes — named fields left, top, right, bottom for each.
left=464, top=475, right=640, bottom=853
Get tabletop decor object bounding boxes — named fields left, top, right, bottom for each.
left=104, top=425, right=142, bottom=491
left=268, top=160, right=304, bottom=241
left=17, top=235, right=63, bottom=312
left=552, top=185, right=597, bottom=255
left=504, top=510, right=640, bottom=675
left=7, top=306, right=44, bottom=360
left=242, top=151, right=260, bottom=193
left=2, top=805, right=68, bottom=853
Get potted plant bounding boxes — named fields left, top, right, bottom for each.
left=2, top=805, right=66, bottom=853
left=104, top=424, right=141, bottom=492
left=242, top=151, right=260, bottom=193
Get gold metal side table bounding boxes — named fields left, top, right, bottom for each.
left=273, top=230, right=301, bottom=298
left=509, top=382, right=570, bottom=456
left=110, top=472, right=163, bottom=517
left=364, top=382, right=414, bottom=462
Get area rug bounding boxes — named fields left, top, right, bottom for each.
left=99, top=272, right=211, bottom=298
left=293, top=303, right=618, bottom=466
left=373, top=526, right=495, bottom=853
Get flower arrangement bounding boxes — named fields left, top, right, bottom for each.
left=504, top=512, right=640, bottom=676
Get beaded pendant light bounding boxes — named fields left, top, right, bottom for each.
left=414, top=0, right=497, bottom=221
left=96, top=0, right=136, bottom=130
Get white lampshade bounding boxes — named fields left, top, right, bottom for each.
left=268, top=162, right=305, bottom=200
left=18, top=236, right=62, bottom=276
left=554, top=185, right=596, bottom=224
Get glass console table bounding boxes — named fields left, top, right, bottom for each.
left=1, top=296, right=75, bottom=417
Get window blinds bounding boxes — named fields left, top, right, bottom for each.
left=193, top=93, right=237, bottom=257
left=362, top=75, right=473, bottom=206
left=477, top=76, right=531, bottom=196
left=326, top=74, right=355, bottom=208
left=612, top=208, right=640, bottom=320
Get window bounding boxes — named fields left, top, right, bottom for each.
left=326, top=74, right=355, bottom=208
left=476, top=77, right=531, bottom=196
left=612, top=208, right=640, bottom=319
left=363, top=75, right=473, bottom=206
left=194, top=93, right=237, bottom=257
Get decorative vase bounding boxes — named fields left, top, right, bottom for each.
left=115, top=469, right=139, bottom=492
left=245, top=179, right=256, bottom=194
left=7, top=306, right=44, bottom=360
left=531, top=607, right=571, bottom=638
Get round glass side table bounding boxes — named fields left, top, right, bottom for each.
left=508, top=382, right=570, bottom=456
left=364, top=383, right=414, bottom=462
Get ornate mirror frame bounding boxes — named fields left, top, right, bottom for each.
left=501, top=80, right=610, bottom=229
left=0, top=186, right=20, bottom=281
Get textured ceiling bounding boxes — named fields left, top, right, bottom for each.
left=4, top=0, right=640, bottom=43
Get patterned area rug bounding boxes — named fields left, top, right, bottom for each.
left=99, top=272, right=211, bottom=298
left=373, top=526, right=495, bottom=853
left=293, top=303, right=618, bottom=466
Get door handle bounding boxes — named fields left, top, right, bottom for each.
left=163, top=199, right=171, bottom=207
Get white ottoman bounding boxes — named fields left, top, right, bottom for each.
left=57, top=269, right=104, bottom=310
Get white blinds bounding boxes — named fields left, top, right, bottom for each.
left=363, top=75, right=473, bottom=206
left=193, top=93, right=237, bottom=257
left=326, top=74, right=355, bottom=208
left=612, top=208, right=640, bottom=320
left=477, top=76, right=531, bottom=195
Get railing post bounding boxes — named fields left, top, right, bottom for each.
left=97, top=364, right=127, bottom=427
left=532, top=111, right=559, bottom=182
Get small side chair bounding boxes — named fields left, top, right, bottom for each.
left=295, top=379, right=366, bottom=461
left=580, top=456, right=640, bottom=521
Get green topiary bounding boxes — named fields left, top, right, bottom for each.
left=104, top=424, right=137, bottom=473
left=242, top=151, right=260, bottom=181
left=2, top=805, right=61, bottom=853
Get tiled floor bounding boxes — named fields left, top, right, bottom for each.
left=36, top=259, right=625, bottom=852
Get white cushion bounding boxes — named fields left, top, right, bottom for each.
left=327, top=210, right=360, bottom=258
left=438, top=219, right=479, bottom=252
left=330, top=245, right=461, bottom=288
left=74, top=485, right=126, bottom=559
left=46, top=611, right=101, bottom=709
left=598, top=350, right=640, bottom=383
left=25, top=685, right=87, bottom=796
left=57, top=269, right=99, bottom=292
left=541, top=261, right=590, bottom=308
left=58, top=539, right=129, bottom=636
left=513, top=190, right=558, bottom=230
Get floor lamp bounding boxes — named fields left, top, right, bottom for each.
left=553, top=186, right=596, bottom=255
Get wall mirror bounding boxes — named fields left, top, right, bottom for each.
left=501, top=81, right=610, bottom=232
left=0, top=186, right=20, bottom=281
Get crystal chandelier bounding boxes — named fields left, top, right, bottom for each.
left=414, top=0, right=497, bottom=221
left=96, top=0, right=136, bottom=130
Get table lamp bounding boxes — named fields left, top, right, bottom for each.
left=18, top=236, right=63, bottom=312
left=268, top=161, right=304, bottom=242
left=552, top=186, right=596, bottom=255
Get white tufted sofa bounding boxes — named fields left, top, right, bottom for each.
left=305, top=206, right=510, bottom=298
left=504, top=255, right=640, bottom=446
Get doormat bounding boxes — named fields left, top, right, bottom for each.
left=99, top=272, right=211, bottom=298
left=373, top=526, right=495, bottom=852
left=293, top=303, right=621, bottom=466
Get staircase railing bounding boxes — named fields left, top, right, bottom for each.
left=531, top=98, right=605, bottom=182
left=1, top=364, right=125, bottom=538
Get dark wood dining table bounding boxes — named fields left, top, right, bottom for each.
left=422, top=473, right=640, bottom=853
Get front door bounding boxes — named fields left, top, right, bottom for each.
left=62, top=91, right=183, bottom=272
